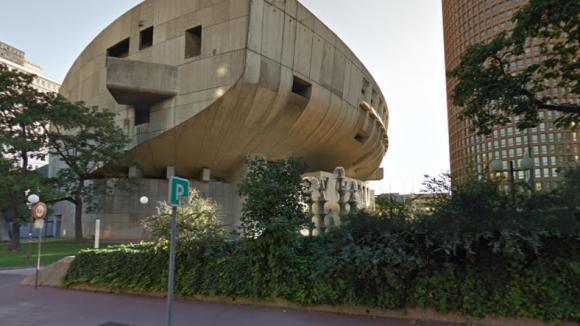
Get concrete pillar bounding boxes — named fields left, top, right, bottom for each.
left=166, top=166, right=175, bottom=179
left=226, top=159, right=250, bottom=229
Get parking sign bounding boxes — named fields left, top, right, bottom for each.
left=168, top=177, right=189, bottom=207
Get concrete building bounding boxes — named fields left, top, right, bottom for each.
left=442, top=0, right=580, bottom=190
left=51, top=0, right=389, bottom=239
left=376, top=193, right=439, bottom=217
left=0, top=41, right=61, bottom=170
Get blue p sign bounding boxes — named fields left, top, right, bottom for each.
left=169, top=177, right=190, bottom=207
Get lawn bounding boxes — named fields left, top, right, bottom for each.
left=0, top=240, right=110, bottom=269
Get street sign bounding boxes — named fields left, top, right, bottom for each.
left=168, top=176, right=190, bottom=207
left=32, top=202, right=47, bottom=220
left=34, top=220, right=44, bottom=229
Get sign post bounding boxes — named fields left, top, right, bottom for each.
left=167, top=177, right=189, bottom=326
left=32, top=202, right=47, bottom=290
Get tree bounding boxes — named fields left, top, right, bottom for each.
left=143, top=189, right=226, bottom=241
left=236, top=156, right=309, bottom=298
left=448, top=0, right=580, bottom=135
left=0, top=64, right=51, bottom=251
left=237, top=156, right=309, bottom=240
left=41, top=93, right=141, bottom=243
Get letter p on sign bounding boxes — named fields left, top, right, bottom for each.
left=169, top=176, right=190, bottom=207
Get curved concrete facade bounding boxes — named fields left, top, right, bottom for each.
left=51, top=0, right=389, bottom=239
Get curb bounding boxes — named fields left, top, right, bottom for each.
left=66, top=285, right=579, bottom=326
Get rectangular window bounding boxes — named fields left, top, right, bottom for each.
left=185, top=26, right=202, bottom=59
left=140, top=26, right=154, bottom=50
left=135, top=108, right=150, bottom=126
left=107, top=38, right=130, bottom=58
left=291, top=75, right=312, bottom=99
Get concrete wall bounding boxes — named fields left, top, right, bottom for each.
left=52, top=179, right=233, bottom=240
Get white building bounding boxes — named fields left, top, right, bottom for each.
left=0, top=41, right=62, bottom=170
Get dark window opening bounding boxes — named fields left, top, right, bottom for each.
left=371, top=89, right=378, bottom=108
left=291, top=75, right=312, bottom=99
left=354, top=130, right=370, bottom=145
left=135, top=108, right=150, bottom=126
left=185, top=26, right=202, bottom=58
left=140, top=26, right=154, bottom=50
left=107, top=38, right=130, bottom=58
left=361, top=78, right=369, bottom=97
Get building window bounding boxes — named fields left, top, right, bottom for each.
left=107, top=38, right=130, bottom=58
left=140, top=26, right=154, bottom=50
left=135, top=107, right=150, bottom=126
left=291, top=75, right=312, bottom=99
left=185, top=26, right=202, bottom=59
left=354, top=130, right=370, bottom=145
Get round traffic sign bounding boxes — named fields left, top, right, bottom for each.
left=32, top=202, right=47, bottom=220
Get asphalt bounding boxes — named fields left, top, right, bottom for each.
left=0, top=269, right=457, bottom=326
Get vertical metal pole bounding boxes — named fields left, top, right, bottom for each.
left=142, top=204, right=146, bottom=240
left=167, top=206, right=177, bottom=326
left=27, top=211, right=33, bottom=267
left=509, top=160, right=515, bottom=183
left=35, top=220, right=43, bottom=290
left=94, top=219, right=101, bottom=249
left=526, top=127, right=535, bottom=191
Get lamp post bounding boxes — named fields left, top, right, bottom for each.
left=140, top=196, right=148, bottom=239
left=490, top=149, right=535, bottom=191
left=26, top=194, right=39, bottom=267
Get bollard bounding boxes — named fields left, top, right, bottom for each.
left=95, top=219, right=101, bottom=249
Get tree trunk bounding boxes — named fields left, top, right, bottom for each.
left=0, top=212, right=9, bottom=243
left=74, top=182, right=84, bottom=244
left=8, top=222, right=21, bottom=252
left=7, top=195, right=24, bottom=252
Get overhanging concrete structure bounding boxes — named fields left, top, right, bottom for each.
left=50, top=0, right=390, bottom=239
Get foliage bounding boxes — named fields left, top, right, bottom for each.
left=64, top=167, right=580, bottom=323
left=237, top=156, right=309, bottom=239
left=0, top=63, right=140, bottom=247
left=236, top=156, right=310, bottom=298
left=143, top=189, right=227, bottom=242
left=448, top=0, right=580, bottom=135
left=41, top=94, right=141, bottom=243
left=0, top=64, right=54, bottom=251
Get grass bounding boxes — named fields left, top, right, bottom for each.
left=0, top=240, right=112, bottom=269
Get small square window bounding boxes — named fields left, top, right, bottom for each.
left=291, top=75, right=312, bottom=99
left=135, top=108, right=150, bottom=126
left=140, top=26, right=154, bottom=50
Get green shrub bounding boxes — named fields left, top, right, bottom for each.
left=64, top=167, right=580, bottom=323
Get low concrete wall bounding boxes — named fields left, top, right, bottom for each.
left=22, top=256, right=75, bottom=287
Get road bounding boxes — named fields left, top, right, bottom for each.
left=0, top=268, right=456, bottom=326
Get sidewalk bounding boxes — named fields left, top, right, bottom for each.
left=0, top=270, right=456, bottom=326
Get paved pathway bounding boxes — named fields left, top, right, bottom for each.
left=0, top=270, right=457, bottom=326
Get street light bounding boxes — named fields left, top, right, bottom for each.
left=490, top=149, right=535, bottom=188
left=140, top=196, right=148, bottom=239
left=26, top=194, right=39, bottom=267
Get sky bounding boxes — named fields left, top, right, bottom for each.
left=0, top=0, right=450, bottom=195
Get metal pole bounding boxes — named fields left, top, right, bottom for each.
left=94, top=219, right=101, bottom=249
left=35, top=220, right=43, bottom=290
left=509, top=160, right=515, bottom=183
left=142, top=204, right=146, bottom=240
left=27, top=210, right=33, bottom=267
left=526, top=127, right=535, bottom=190
left=167, top=206, right=178, bottom=326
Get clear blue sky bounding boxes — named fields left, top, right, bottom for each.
left=0, top=0, right=450, bottom=195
